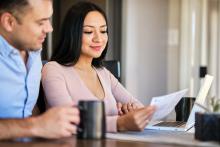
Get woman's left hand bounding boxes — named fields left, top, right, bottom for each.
left=117, top=102, right=139, bottom=115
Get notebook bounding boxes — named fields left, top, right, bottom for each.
left=145, top=75, right=214, bottom=131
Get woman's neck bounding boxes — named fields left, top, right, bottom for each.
left=74, top=56, right=93, bottom=71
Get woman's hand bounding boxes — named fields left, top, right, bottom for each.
left=117, top=102, right=139, bottom=115
left=117, top=105, right=156, bottom=131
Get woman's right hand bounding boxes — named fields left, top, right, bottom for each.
left=117, top=105, right=156, bottom=131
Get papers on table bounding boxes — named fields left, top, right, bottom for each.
left=150, top=89, right=188, bottom=121
left=107, top=130, right=219, bottom=147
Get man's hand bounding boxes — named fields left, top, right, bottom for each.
left=32, top=106, right=80, bottom=139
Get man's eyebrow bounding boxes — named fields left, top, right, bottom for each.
left=83, top=25, right=107, bottom=28
left=36, top=17, right=51, bottom=22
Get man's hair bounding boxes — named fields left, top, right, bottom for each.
left=0, top=0, right=29, bottom=14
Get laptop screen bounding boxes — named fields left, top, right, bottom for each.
left=185, top=75, right=213, bottom=128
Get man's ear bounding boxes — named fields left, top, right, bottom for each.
left=0, top=12, right=16, bottom=32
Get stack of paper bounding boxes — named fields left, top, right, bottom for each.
left=150, top=89, right=188, bottom=121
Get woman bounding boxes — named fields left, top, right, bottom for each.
left=42, top=2, right=155, bottom=133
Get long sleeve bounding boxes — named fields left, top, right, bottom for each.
left=102, top=69, right=144, bottom=132
left=41, top=62, right=74, bottom=107
left=108, top=69, right=144, bottom=107
left=106, top=115, right=118, bottom=132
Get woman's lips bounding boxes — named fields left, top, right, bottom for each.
left=90, top=46, right=102, bottom=51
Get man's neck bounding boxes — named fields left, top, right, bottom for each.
left=19, top=50, right=28, bottom=64
left=0, top=32, right=28, bottom=63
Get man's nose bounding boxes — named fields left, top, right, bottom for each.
left=44, top=20, right=53, bottom=33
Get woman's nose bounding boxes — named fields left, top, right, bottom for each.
left=92, top=31, right=102, bottom=42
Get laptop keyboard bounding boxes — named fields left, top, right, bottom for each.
left=154, top=121, right=186, bottom=127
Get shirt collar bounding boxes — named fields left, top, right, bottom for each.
left=0, top=35, right=42, bottom=57
left=0, top=35, right=18, bottom=56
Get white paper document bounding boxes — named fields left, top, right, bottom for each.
left=107, top=130, right=219, bottom=147
left=150, top=89, right=188, bottom=121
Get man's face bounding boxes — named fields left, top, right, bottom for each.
left=10, top=0, right=53, bottom=51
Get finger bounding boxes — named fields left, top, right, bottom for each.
left=133, top=107, right=148, bottom=117
left=122, top=104, right=129, bottom=113
left=59, top=131, right=72, bottom=138
left=117, top=102, right=122, bottom=109
left=148, top=105, right=157, bottom=111
left=128, top=103, right=133, bottom=111
left=66, top=107, right=80, bottom=116
left=61, top=125, right=76, bottom=137
left=142, top=107, right=155, bottom=122
left=66, top=124, right=78, bottom=135
left=146, top=110, right=155, bottom=121
left=118, top=110, right=123, bottom=115
left=131, top=103, right=138, bottom=110
left=134, top=113, right=148, bottom=126
left=139, top=118, right=150, bottom=131
left=118, top=108, right=123, bottom=115
left=134, top=106, right=155, bottom=122
left=129, top=106, right=155, bottom=130
left=68, top=114, right=80, bottom=125
left=117, top=102, right=124, bottom=115
left=145, top=106, right=156, bottom=120
left=62, top=108, right=80, bottom=124
left=141, top=106, right=156, bottom=115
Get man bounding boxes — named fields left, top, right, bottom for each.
left=0, top=0, right=79, bottom=139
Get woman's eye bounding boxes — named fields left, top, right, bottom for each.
left=101, top=31, right=107, bottom=34
left=84, top=31, right=92, bottom=34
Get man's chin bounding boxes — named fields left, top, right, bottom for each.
left=29, top=48, right=42, bottom=52
left=28, top=45, right=42, bottom=51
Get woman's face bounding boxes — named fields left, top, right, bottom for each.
left=81, top=11, right=108, bottom=59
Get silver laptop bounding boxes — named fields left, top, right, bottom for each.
left=146, top=75, right=213, bottom=131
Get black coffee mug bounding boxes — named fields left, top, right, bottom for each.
left=175, top=97, right=195, bottom=122
left=77, top=100, right=106, bottom=139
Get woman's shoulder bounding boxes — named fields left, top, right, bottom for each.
left=42, top=61, right=72, bottom=79
left=95, top=66, right=112, bottom=79
left=43, top=61, right=62, bottom=71
left=42, top=61, right=73, bottom=75
left=96, top=66, right=109, bottom=74
left=44, top=61, right=60, bottom=67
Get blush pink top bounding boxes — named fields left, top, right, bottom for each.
left=41, top=61, right=143, bottom=132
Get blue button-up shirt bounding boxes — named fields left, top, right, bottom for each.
left=0, top=35, right=42, bottom=118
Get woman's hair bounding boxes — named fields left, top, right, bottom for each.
left=51, top=1, right=108, bottom=68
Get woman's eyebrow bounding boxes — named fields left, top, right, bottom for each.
left=83, top=25, right=107, bottom=28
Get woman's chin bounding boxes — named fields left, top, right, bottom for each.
left=92, top=53, right=102, bottom=58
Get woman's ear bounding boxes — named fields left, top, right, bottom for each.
left=0, top=12, right=16, bottom=32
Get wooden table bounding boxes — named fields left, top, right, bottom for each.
left=0, top=135, right=181, bottom=147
